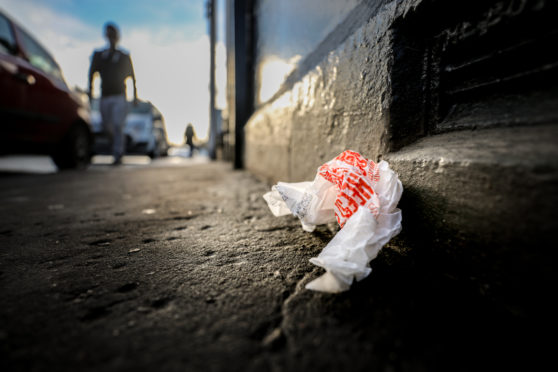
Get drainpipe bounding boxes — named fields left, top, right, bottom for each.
left=207, top=0, right=217, bottom=159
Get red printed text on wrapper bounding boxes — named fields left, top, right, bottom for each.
left=319, top=150, right=381, bottom=227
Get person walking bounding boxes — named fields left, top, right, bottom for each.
left=88, top=22, right=137, bottom=165
left=184, top=123, right=196, bottom=158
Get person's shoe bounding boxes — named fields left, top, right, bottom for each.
left=112, top=157, right=122, bottom=165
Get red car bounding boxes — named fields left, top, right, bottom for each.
left=0, top=10, right=92, bottom=169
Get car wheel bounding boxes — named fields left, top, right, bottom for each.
left=52, top=124, right=91, bottom=170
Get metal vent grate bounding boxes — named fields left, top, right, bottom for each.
left=388, top=0, right=558, bottom=150
left=436, top=0, right=558, bottom=131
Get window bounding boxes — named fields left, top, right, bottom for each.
left=17, top=27, right=64, bottom=83
left=0, top=14, right=16, bottom=55
left=255, top=0, right=360, bottom=105
left=131, top=102, right=151, bottom=114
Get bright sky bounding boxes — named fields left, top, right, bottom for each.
left=0, top=0, right=226, bottom=144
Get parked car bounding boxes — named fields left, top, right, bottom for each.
left=0, top=10, right=93, bottom=169
left=91, top=99, right=169, bottom=158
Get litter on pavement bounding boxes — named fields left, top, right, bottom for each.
left=263, top=150, right=403, bottom=293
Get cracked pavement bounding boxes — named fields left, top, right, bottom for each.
left=0, top=160, right=542, bottom=371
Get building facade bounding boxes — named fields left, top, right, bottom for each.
left=224, top=0, right=558, bottom=317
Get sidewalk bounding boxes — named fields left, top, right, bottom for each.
left=0, top=161, right=542, bottom=371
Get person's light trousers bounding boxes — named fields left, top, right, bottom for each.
left=100, top=95, right=128, bottom=159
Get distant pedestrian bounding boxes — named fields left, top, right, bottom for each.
left=185, top=123, right=196, bottom=157
left=88, top=22, right=138, bottom=165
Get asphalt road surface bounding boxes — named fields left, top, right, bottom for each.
left=0, top=155, right=545, bottom=371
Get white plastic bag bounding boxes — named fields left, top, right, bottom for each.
left=263, top=150, right=403, bottom=293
